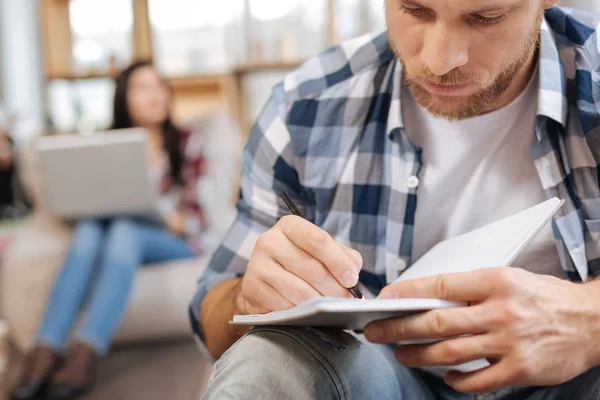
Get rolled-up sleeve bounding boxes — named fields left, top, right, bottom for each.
left=189, top=89, right=305, bottom=349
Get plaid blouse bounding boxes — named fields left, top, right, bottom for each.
left=190, top=7, right=600, bottom=342
left=156, top=129, right=207, bottom=254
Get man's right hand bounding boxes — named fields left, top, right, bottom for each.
left=236, top=215, right=363, bottom=315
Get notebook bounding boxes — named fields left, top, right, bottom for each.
left=231, top=197, right=564, bottom=373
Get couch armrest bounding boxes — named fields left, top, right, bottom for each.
left=1, top=212, right=72, bottom=352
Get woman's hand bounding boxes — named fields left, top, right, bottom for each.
left=166, top=211, right=186, bottom=236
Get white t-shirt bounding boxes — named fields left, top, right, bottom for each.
left=402, top=68, right=564, bottom=278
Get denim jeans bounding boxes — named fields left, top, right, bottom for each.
left=202, top=326, right=600, bottom=400
left=36, top=218, right=195, bottom=355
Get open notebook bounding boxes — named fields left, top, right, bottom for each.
left=231, top=197, right=564, bottom=372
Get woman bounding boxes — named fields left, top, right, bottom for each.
left=12, top=61, right=206, bottom=400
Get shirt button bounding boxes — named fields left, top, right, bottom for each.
left=407, top=175, right=420, bottom=189
left=397, top=258, right=407, bottom=272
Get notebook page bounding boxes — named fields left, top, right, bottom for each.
left=394, top=197, right=563, bottom=283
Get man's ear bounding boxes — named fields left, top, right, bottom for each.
left=543, top=0, right=559, bottom=9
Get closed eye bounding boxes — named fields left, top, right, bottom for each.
left=399, top=4, right=430, bottom=18
left=470, top=13, right=507, bottom=24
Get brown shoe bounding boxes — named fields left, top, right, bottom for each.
left=10, top=345, right=62, bottom=400
left=46, top=342, right=98, bottom=400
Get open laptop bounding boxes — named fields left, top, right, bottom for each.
left=36, top=128, right=160, bottom=221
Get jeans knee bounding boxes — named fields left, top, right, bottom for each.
left=102, top=218, right=141, bottom=266
left=108, top=218, right=138, bottom=239
left=204, top=327, right=347, bottom=400
left=70, top=219, right=104, bottom=253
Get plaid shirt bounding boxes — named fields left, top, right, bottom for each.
left=190, top=7, right=600, bottom=341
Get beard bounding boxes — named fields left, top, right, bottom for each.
left=390, top=9, right=542, bottom=120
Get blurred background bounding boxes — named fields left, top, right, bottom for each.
left=0, top=0, right=595, bottom=146
left=0, top=0, right=596, bottom=399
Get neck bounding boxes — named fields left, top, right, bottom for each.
left=485, top=47, right=539, bottom=114
left=143, top=124, right=162, bottom=139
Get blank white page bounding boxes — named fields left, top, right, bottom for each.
left=395, top=197, right=564, bottom=283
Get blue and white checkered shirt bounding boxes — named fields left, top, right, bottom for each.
left=190, top=7, right=600, bottom=343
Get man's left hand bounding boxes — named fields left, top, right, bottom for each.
left=363, top=268, right=600, bottom=393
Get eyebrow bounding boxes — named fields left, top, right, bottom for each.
left=400, top=0, right=523, bottom=14
left=465, top=0, right=523, bottom=14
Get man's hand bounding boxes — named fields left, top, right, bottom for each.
left=237, top=215, right=362, bottom=315
left=363, top=267, right=600, bottom=394
left=200, top=216, right=362, bottom=359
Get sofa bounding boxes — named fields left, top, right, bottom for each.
left=0, top=112, right=240, bottom=354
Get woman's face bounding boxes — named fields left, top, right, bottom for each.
left=127, top=66, right=171, bottom=127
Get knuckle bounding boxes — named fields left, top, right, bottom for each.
left=512, top=357, right=536, bottom=382
left=494, top=268, right=521, bottom=291
left=306, top=229, right=331, bottom=252
left=391, top=319, right=407, bottom=339
left=434, top=275, right=452, bottom=299
left=278, top=214, right=298, bottom=227
left=497, top=301, right=525, bottom=325
left=439, top=341, right=462, bottom=364
left=256, top=231, right=279, bottom=253
left=428, top=311, right=448, bottom=336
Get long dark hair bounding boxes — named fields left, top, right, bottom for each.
left=111, top=60, right=183, bottom=185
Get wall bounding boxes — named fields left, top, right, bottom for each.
left=0, top=0, right=45, bottom=144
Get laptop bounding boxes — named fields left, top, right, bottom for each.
left=36, top=128, right=160, bottom=221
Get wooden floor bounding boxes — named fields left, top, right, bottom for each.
left=1, top=338, right=212, bottom=400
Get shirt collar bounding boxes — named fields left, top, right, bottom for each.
left=537, top=17, right=568, bottom=128
left=386, top=16, right=568, bottom=141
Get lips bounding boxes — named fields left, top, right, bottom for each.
left=421, top=80, right=471, bottom=96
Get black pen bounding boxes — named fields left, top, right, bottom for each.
left=280, top=192, right=363, bottom=300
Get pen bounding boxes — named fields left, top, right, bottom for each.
left=280, top=192, right=364, bottom=300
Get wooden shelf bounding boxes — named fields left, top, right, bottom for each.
left=234, top=61, right=304, bottom=75
left=46, top=71, right=117, bottom=81
left=47, top=62, right=304, bottom=82
left=167, top=74, right=231, bottom=92
left=46, top=71, right=230, bottom=85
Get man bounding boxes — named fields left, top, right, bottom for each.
left=191, top=0, right=600, bottom=398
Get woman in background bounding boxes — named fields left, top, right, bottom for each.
left=12, top=61, right=207, bottom=400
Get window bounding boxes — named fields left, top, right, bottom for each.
left=558, top=0, right=599, bottom=11
left=247, top=0, right=327, bottom=64
left=369, top=0, right=386, bottom=33
left=149, top=0, right=244, bottom=76
left=337, top=0, right=386, bottom=42
left=69, top=0, right=134, bottom=74
left=48, top=79, right=115, bottom=133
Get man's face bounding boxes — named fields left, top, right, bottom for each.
left=386, top=0, right=548, bottom=120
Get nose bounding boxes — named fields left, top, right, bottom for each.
left=420, top=21, right=468, bottom=76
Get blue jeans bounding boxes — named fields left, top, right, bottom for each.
left=202, top=326, right=600, bottom=400
left=37, top=218, right=195, bottom=355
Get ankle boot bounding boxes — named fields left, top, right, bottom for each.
left=10, top=345, right=61, bottom=400
left=47, top=342, right=98, bottom=400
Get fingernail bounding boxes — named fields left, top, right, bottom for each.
left=342, top=270, right=359, bottom=288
